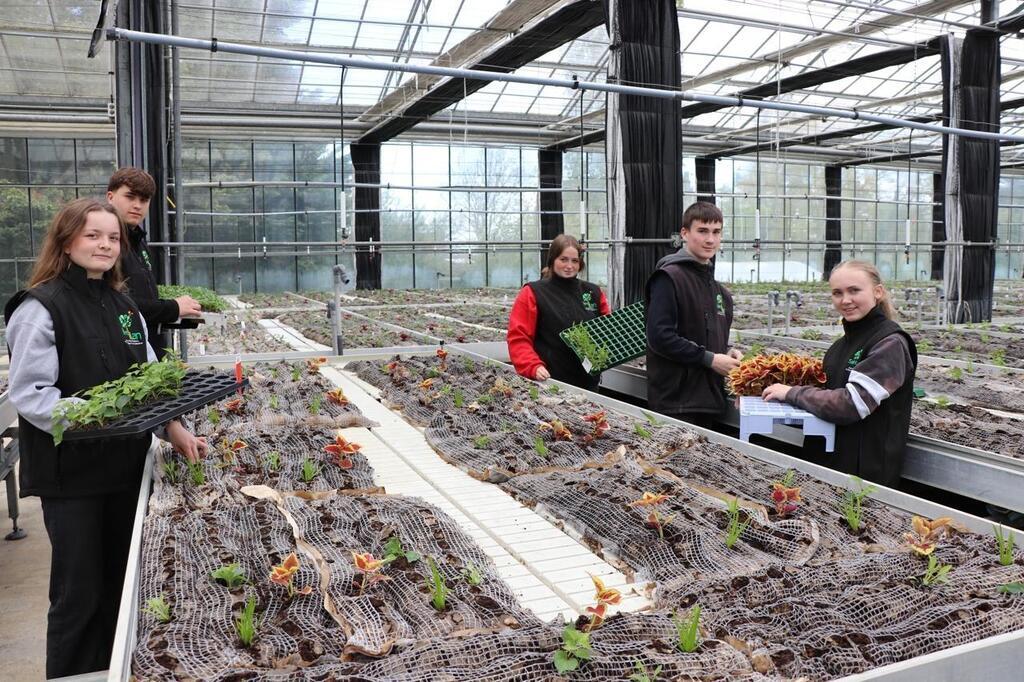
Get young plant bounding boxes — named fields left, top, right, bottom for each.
left=934, top=395, right=951, bottom=408
left=633, top=422, right=652, bottom=438
left=473, top=435, right=491, bottom=449
left=541, top=419, right=573, bottom=441
left=207, top=407, right=221, bottom=426
left=211, top=563, right=247, bottom=588
left=629, top=661, right=664, bottom=682
left=264, top=451, right=281, bottom=472
left=724, top=497, right=749, bottom=550
left=546, top=384, right=561, bottom=394
left=475, top=393, right=493, bottom=405
left=381, top=535, right=421, bottom=565
left=948, top=366, right=963, bottom=382
left=991, top=349, right=1008, bottom=367
left=999, top=582, right=1024, bottom=594
left=224, top=397, right=244, bottom=414
left=435, top=347, right=449, bottom=370
left=727, top=353, right=826, bottom=397
left=352, top=552, right=391, bottom=595
left=325, top=388, right=349, bottom=406
left=157, top=284, right=228, bottom=312
left=841, top=476, right=877, bottom=532
left=162, top=459, right=181, bottom=485
left=268, top=395, right=279, bottom=410
left=581, top=411, right=610, bottom=441
left=582, top=574, right=622, bottom=631
left=309, top=394, right=323, bottom=415
left=673, top=605, right=702, bottom=653
left=630, top=492, right=675, bottom=541
left=300, top=457, right=320, bottom=483
left=562, top=323, right=611, bottom=372
left=269, top=552, right=312, bottom=597
left=143, top=595, right=172, bottom=624
left=426, top=556, right=449, bottom=611
left=553, top=626, right=592, bottom=674
left=533, top=436, right=549, bottom=459
left=528, top=385, right=539, bottom=401
left=290, top=364, right=302, bottom=381
left=917, top=553, right=952, bottom=588
left=187, top=459, right=205, bottom=486
left=453, top=388, right=464, bottom=408
left=643, top=411, right=659, bottom=426
left=461, top=563, right=484, bottom=586
left=235, top=593, right=258, bottom=647
left=770, top=480, right=801, bottom=517
left=904, top=516, right=952, bottom=556
left=324, top=431, right=360, bottom=469
left=462, top=357, right=476, bottom=372
left=995, top=524, right=1016, bottom=566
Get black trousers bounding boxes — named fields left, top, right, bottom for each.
left=670, top=412, right=716, bottom=429
left=40, top=489, right=138, bottom=679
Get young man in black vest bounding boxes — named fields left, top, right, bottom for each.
left=106, top=168, right=201, bottom=358
left=644, top=202, right=742, bottom=427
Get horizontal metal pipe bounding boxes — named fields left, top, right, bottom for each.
left=106, top=28, right=1024, bottom=144
left=178, top=180, right=606, bottom=193
left=145, top=238, right=991, bottom=248
left=176, top=208, right=609, bottom=217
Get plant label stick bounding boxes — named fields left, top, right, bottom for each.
left=235, top=354, right=244, bottom=395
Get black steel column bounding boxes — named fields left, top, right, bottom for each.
left=538, top=149, right=564, bottom=270
left=931, top=172, right=945, bottom=279
left=695, top=156, right=716, bottom=204
left=824, top=165, right=842, bottom=278
left=351, top=143, right=382, bottom=290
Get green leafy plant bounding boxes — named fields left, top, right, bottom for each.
left=991, top=349, right=1008, bottom=367
left=453, top=389, right=464, bottom=408
left=476, top=393, right=493, bottom=405
left=291, top=364, right=302, bottom=381
left=211, top=563, right=247, bottom=588
left=629, top=660, right=663, bottom=682
left=425, top=367, right=442, bottom=378
left=187, top=459, right=206, bottom=486
left=553, top=626, right=593, bottom=674
left=207, top=407, right=221, bottom=426
left=562, top=323, right=611, bottom=372
left=533, top=436, right=549, bottom=458
left=633, top=422, right=652, bottom=438
left=999, top=582, right=1024, bottom=594
left=643, top=411, right=659, bottom=426
left=673, top=605, right=701, bottom=653
left=948, top=366, right=963, bottom=382
left=382, top=535, right=421, bottom=565
left=265, top=451, right=281, bottom=472
left=309, top=394, right=323, bottom=415
left=917, top=339, right=933, bottom=353
left=461, top=563, right=484, bottom=586
left=995, top=525, right=1016, bottom=566
left=235, top=593, right=259, bottom=647
left=157, top=284, right=228, bottom=312
left=724, top=497, right=749, bottom=549
left=300, top=457, right=320, bottom=483
left=547, top=384, right=561, bottom=394
left=528, top=385, right=539, bottom=401
left=143, top=595, right=172, bottom=624
left=801, top=329, right=824, bottom=341
left=966, top=359, right=975, bottom=373
left=463, top=357, right=476, bottom=372
left=268, top=395, right=279, bottom=410
left=51, top=354, right=187, bottom=445
left=779, top=469, right=796, bottom=487
left=917, top=553, right=952, bottom=587
left=162, top=459, right=181, bottom=485
left=841, top=476, right=877, bottom=532
left=473, top=435, right=491, bottom=449
left=934, top=395, right=951, bottom=408
left=426, top=556, right=449, bottom=611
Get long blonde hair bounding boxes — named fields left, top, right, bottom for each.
left=28, top=198, right=128, bottom=291
left=830, top=259, right=895, bottom=319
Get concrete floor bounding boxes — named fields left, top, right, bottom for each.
left=0, top=486, right=49, bottom=681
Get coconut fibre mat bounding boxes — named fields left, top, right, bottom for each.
left=502, top=458, right=819, bottom=585
left=148, top=422, right=378, bottom=515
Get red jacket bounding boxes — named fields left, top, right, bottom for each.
left=507, top=282, right=611, bottom=380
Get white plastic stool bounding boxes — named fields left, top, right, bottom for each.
left=738, top=396, right=836, bottom=452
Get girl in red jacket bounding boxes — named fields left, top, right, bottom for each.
left=507, top=234, right=610, bottom=390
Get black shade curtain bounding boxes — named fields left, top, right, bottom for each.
left=538, top=149, right=564, bottom=271
left=350, top=143, right=382, bottom=290
left=144, top=0, right=169, bottom=286
left=932, top=172, right=945, bottom=279
left=824, top=165, right=842, bottom=278
left=607, top=0, right=683, bottom=305
left=942, top=31, right=999, bottom=321
left=695, top=156, right=716, bottom=203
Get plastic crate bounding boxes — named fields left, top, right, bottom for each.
left=559, top=301, right=646, bottom=375
left=738, top=396, right=835, bottom=452
left=62, top=370, right=248, bottom=442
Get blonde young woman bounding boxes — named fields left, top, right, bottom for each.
left=762, top=260, right=917, bottom=488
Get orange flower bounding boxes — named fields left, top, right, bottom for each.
left=269, top=552, right=312, bottom=597
left=436, top=348, right=448, bottom=361
left=326, top=388, right=349, bottom=406
left=590, top=574, right=622, bottom=606
left=770, top=483, right=801, bottom=516
left=630, top=492, right=671, bottom=507
left=306, top=357, right=327, bottom=374
left=224, top=397, right=244, bottom=413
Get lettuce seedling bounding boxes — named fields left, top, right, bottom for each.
left=212, top=563, right=247, bottom=588
left=453, top=389, right=464, bottom=408
left=917, top=554, right=952, bottom=588
left=629, top=660, right=663, bottom=682
left=300, top=457, right=320, bottom=483
left=235, top=593, right=258, bottom=647
left=724, top=497, right=749, bottom=549
left=309, top=394, right=323, bottom=415
left=995, top=525, right=1016, bottom=566
left=841, top=476, right=877, bottom=532
left=143, top=595, right=172, bottom=623
left=291, top=364, right=302, bottom=381
left=381, top=535, right=421, bottom=565
left=553, top=626, right=592, bottom=674
left=473, top=435, right=491, bottom=449
left=999, top=582, right=1024, bottom=594
left=264, top=451, right=281, bottom=472
left=673, top=605, right=701, bottom=653
left=268, top=395, right=279, bottom=410
left=460, top=563, right=484, bottom=586
left=426, top=556, right=449, bottom=611
left=633, top=422, right=652, bottom=438
left=528, top=385, right=539, bottom=401
left=207, top=408, right=221, bottom=426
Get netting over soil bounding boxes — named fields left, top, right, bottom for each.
left=282, top=492, right=540, bottom=657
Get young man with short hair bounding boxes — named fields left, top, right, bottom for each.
left=107, top=167, right=201, bottom=358
left=644, top=201, right=742, bottom=427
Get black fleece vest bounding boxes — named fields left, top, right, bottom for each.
left=644, top=259, right=734, bottom=415
left=527, top=276, right=603, bottom=390
left=820, top=306, right=917, bottom=488
left=122, top=225, right=167, bottom=358
left=4, top=266, right=151, bottom=498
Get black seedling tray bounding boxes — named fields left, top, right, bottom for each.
left=163, top=317, right=204, bottom=330
left=559, top=301, right=647, bottom=375
left=62, top=371, right=248, bottom=441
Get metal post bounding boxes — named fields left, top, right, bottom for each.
left=171, top=0, right=188, bottom=361
left=332, top=264, right=351, bottom=355
left=767, top=291, right=780, bottom=334
left=784, top=290, right=803, bottom=337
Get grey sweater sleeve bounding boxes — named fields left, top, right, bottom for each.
left=8, top=297, right=161, bottom=435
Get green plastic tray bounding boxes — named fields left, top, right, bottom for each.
left=559, top=301, right=646, bottom=375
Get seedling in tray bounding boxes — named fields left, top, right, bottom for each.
left=673, top=605, right=701, bottom=653
left=460, top=563, right=484, bottom=586
left=724, top=497, right=749, bottom=550
left=553, top=626, right=592, bottom=674
left=562, top=323, right=611, bottom=372
left=162, top=459, right=181, bottom=485
left=352, top=552, right=391, bottom=595
left=841, top=476, right=877, bottom=532
left=300, top=457, right=320, bottom=483
left=381, top=535, right=421, bottom=565
left=426, top=556, right=449, bottom=611
left=187, top=459, right=206, bottom=486
left=211, top=563, right=247, bottom=588
left=235, top=593, right=259, bottom=647
left=995, top=525, right=1017, bottom=566
left=916, top=554, right=952, bottom=588
left=269, top=552, right=312, bottom=597
left=629, top=660, right=664, bottom=682
left=143, top=595, right=172, bottom=624
left=630, top=492, right=675, bottom=541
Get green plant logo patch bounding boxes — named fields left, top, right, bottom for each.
left=581, top=291, right=597, bottom=312
left=715, top=293, right=726, bottom=316
left=847, top=349, right=863, bottom=368
left=140, top=248, right=152, bottom=270
left=119, top=310, right=144, bottom=345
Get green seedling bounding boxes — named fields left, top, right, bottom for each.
left=634, top=422, right=652, bottom=438
left=460, top=563, right=484, bottom=586
left=235, top=593, right=259, bottom=647
left=265, top=451, right=281, bottom=472
left=439, top=384, right=452, bottom=396
left=999, top=582, right=1024, bottom=594
left=917, top=553, right=952, bottom=587
left=309, top=394, right=323, bottom=415
left=779, top=469, right=796, bottom=488
left=528, top=385, right=539, bottom=401
left=382, top=535, right=421, bottom=565
left=643, top=411, right=660, bottom=426
left=300, top=457, right=320, bottom=483
left=268, top=395, right=279, bottom=410
left=462, top=357, right=476, bottom=372
left=948, top=366, right=963, bottom=382
left=162, top=459, right=180, bottom=485
left=473, top=435, right=491, bottom=449
left=724, top=497, right=749, bottom=550
left=673, top=605, right=701, bottom=653
left=991, top=349, right=1008, bottom=367
left=143, top=595, right=172, bottom=623
left=562, top=323, right=611, bottom=372
left=211, top=563, right=247, bottom=588
left=966, top=359, right=975, bottom=373
left=207, top=407, right=221, bottom=426
left=291, top=364, right=302, bottom=381
left=841, top=476, right=877, bottom=532
left=934, top=395, right=951, bottom=408
left=187, top=459, right=206, bottom=486
left=426, top=556, right=449, bottom=611
left=476, top=394, right=493, bottom=405
left=629, top=660, right=663, bottom=682
left=553, top=626, right=592, bottom=674
left=157, top=284, right=228, bottom=312
left=453, top=389, right=464, bottom=408
left=425, top=367, right=442, bottom=378
left=994, top=525, right=1016, bottom=566
left=51, top=353, right=187, bottom=445
left=533, top=436, right=549, bottom=458
left=801, top=329, right=823, bottom=341
left=499, top=420, right=514, bottom=433
left=547, top=384, right=561, bottom=394
left=917, top=340, right=933, bottom=353
left=980, top=332, right=992, bottom=343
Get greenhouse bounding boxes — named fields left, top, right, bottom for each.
left=1, top=1, right=1024, bottom=680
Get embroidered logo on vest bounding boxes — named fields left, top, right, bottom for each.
left=140, top=248, right=152, bottom=270
left=716, top=293, right=726, bottom=315
left=847, top=349, right=863, bottom=368
left=119, top=311, right=144, bottom=345
left=581, top=290, right=597, bottom=312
